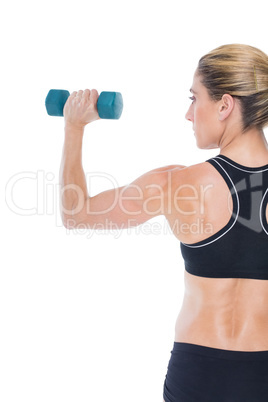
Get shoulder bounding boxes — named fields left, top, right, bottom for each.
left=164, top=162, right=218, bottom=217
left=162, top=161, right=214, bottom=187
left=138, top=162, right=215, bottom=213
left=132, top=160, right=216, bottom=198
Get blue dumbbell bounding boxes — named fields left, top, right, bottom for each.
left=45, top=89, right=123, bottom=119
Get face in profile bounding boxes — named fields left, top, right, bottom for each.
left=185, top=71, right=224, bottom=150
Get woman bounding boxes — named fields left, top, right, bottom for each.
left=60, top=44, right=268, bottom=401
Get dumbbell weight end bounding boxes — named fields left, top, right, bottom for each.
left=45, top=90, right=70, bottom=117
left=97, top=91, right=123, bottom=120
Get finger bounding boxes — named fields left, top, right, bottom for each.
left=90, top=89, right=99, bottom=103
left=82, top=89, right=91, bottom=101
left=70, top=91, right=77, bottom=97
left=77, top=90, right=83, bottom=98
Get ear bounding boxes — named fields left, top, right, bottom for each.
left=218, top=94, right=235, bottom=121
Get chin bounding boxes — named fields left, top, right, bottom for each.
left=195, top=139, right=207, bottom=149
left=195, top=138, right=218, bottom=150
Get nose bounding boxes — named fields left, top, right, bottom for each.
left=185, top=105, right=193, bottom=122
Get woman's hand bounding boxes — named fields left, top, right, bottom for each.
left=63, top=89, right=101, bottom=130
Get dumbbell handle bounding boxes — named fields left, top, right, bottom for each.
left=45, top=89, right=123, bottom=120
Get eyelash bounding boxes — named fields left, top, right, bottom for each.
left=189, top=96, right=195, bottom=103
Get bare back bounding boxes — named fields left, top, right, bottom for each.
left=166, top=158, right=268, bottom=351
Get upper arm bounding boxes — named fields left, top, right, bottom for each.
left=63, top=164, right=187, bottom=230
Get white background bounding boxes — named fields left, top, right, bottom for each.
left=1, top=0, right=267, bottom=401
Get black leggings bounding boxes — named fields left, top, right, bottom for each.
left=163, top=342, right=268, bottom=402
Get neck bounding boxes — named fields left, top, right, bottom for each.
left=219, top=126, right=268, bottom=165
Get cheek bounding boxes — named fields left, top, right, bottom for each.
left=195, top=104, right=216, bottom=130
left=193, top=108, right=203, bottom=130
left=195, top=104, right=206, bottom=122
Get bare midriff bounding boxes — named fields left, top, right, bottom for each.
left=175, top=270, right=268, bottom=351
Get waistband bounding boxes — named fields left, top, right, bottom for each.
left=173, top=342, right=268, bottom=361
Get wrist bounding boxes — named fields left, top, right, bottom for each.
left=63, top=123, right=84, bottom=155
left=64, top=121, right=85, bottom=135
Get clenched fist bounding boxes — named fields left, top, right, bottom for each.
left=63, top=89, right=100, bottom=129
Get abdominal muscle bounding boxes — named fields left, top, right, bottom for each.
left=175, top=270, right=268, bottom=351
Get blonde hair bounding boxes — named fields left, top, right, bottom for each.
left=197, top=44, right=268, bottom=131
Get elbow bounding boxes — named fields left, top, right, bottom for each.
left=61, top=199, right=90, bottom=230
left=61, top=211, right=89, bottom=230
left=62, top=214, right=78, bottom=230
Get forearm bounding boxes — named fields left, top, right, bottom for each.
left=59, top=124, right=89, bottom=222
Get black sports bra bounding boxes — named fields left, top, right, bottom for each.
left=180, top=154, right=268, bottom=279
